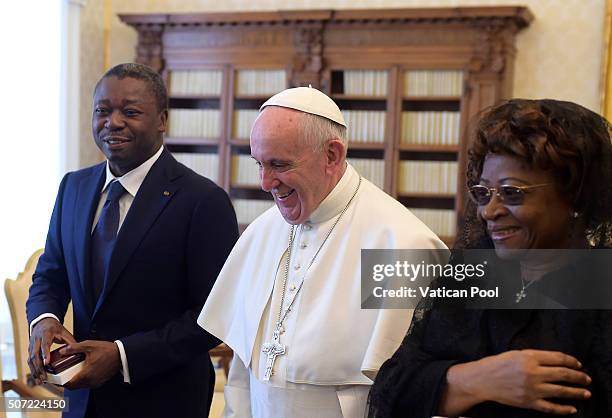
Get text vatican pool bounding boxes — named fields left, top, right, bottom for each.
left=372, top=286, right=499, bottom=298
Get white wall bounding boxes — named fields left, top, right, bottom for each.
left=0, top=4, right=62, bottom=288
left=0, top=1, right=63, bottom=375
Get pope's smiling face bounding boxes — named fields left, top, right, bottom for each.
left=250, top=107, right=337, bottom=225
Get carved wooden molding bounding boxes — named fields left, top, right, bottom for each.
left=134, top=25, right=164, bottom=72
left=290, top=23, right=325, bottom=88
left=469, top=23, right=517, bottom=74
left=120, top=7, right=532, bottom=28
left=120, top=7, right=532, bottom=78
left=118, top=6, right=534, bottom=239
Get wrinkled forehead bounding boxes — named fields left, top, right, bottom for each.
left=254, top=106, right=305, bottom=129
left=251, top=107, right=308, bottom=147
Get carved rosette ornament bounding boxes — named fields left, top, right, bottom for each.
left=468, top=20, right=518, bottom=75
left=290, top=24, right=325, bottom=89
left=134, top=24, right=164, bottom=73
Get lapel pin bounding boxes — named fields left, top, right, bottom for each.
left=163, top=191, right=171, bottom=196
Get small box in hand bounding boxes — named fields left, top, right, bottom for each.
left=43, top=345, right=85, bottom=386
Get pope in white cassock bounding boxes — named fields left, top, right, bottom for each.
left=198, top=87, right=447, bottom=418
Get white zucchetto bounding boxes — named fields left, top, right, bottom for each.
left=260, top=86, right=347, bottom=127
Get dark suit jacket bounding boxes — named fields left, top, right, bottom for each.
left=27, top=150, right=239, bottom=418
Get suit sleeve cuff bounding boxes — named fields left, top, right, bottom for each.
left=114, top=340, right=131, bottom=384
left=29, top=313, right=60, bottom=336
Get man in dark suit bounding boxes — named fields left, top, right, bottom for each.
left=26, top=63, right=238, bottom=418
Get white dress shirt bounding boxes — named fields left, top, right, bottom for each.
left=30, top=145, right=164, bottom=384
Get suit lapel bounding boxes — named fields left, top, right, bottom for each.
left=93, top=151, right=180, bottom=316
left=74, top=164, right=106, bottom=316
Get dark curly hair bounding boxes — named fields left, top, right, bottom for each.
left=94, top=63, right=168, bottom=112
left=458, top=99, right=612, bottom=249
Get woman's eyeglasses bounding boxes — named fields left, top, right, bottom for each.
left=468, top=183, right=552, bottom=206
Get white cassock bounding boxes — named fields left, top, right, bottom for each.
left=198, top=163, right=447, bottom=418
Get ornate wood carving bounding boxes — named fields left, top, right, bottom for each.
left=132, top=25, right=164, bottom=72
left=119, top=6, right=533, bottom=233
left=164, top=28, right=292, bottom=49
left=290, top=23, right=324, bottom=89
left=120, top=9, right=532, bottom=80
left=468, top=21, right=519, bottom=75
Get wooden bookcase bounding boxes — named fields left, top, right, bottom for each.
left=120, top=6, right=533, bottom=243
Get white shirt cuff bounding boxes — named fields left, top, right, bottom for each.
left=114, top=340, right=131, bottom=384
left=29, top=313, right=60, bottom=335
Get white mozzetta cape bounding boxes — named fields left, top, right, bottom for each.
left=198, top=164, right=447, bottom=384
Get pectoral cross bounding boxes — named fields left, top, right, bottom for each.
left=261, top=328, right=286, bottom=381
left=515, top=288, right=526, bottom=304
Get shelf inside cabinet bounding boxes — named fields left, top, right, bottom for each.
left=346, top=148, right=385, bottom=159
left=169, top=94, right=221, bottom=100
left=164, top=137, right=219, bottom=146
left=234, top=95, right=273, bottom=101
left=169, top=97, right=221, bottom=109
left=332, top=94, right=387, bottom=102
left=400, top=150, right=457, bottom=161
left=164, top=142, right=218, bottom=154
left=348, top=142, right=386, bottom=151
left=231, top=140, right=386, bottom=153
left=402, top=100, right=460, bottom=111
left=399, top=192, right=455, bottom=199
left=230, top=139, right=251, bottom=147
left=330, top=69, right=389, bottom=97
left=234, top=97, right=268, bottom=110
left=398, top=144, right=459, bottom=152
left=403, top=96, right=461, bottom=102
left=398, top=194, right=455, bottom=210
left=229, top=186, right=271, bottom=200
left=230, top=183, right=261, bottom=190
left=335, top=98, right=386, bottom=111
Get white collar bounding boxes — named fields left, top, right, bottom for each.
left=101, top=145, right=164, bottom=197
left=306, top=162, right=359, bottom=225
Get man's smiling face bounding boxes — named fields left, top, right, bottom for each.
left=92, top=76, right=166, bottom=176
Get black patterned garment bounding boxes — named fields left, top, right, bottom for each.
left=368, top=258, right=612, bottom=418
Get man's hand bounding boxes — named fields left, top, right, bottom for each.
left=61, top=341, right=121, bottom=389
left=464, top=349, right=592, bottom=415
left=28, top=318, right=76, bottom=384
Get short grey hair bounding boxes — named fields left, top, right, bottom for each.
left=299, top=112, right=348, bottom=154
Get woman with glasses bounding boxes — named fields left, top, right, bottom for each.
left=368, top=99, right=612, bottom=417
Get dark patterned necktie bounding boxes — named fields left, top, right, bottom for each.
left=90, top=180, right=126, bottom=302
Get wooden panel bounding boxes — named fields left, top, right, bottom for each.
left=119, top=6, right=532, bottom=238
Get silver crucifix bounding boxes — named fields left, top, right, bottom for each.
left=261, top=328, right=286, bottom=381
left=515, top=289, right=526, bottom=304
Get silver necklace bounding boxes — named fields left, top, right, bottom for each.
left=515, top=277, right=536, bottom=303
left=261, top=175, right=362, bottom=381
